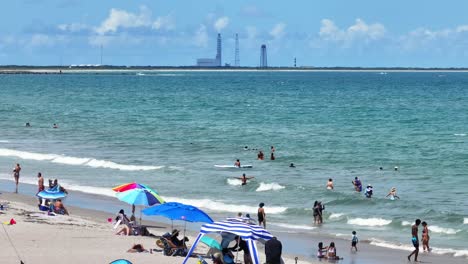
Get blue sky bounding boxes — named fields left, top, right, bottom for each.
left=1, top=0, right=468, bottom=67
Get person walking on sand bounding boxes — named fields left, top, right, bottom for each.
left=408, top=219, right=421, bottom=262
left=258, top=202, right=266, bottom=228
left=13, top=163, right=21, bottom=193
left=351, top=231, right=359, bottom=251
left=422, top=221, right=430, bottom=252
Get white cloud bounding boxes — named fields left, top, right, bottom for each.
left=214, top=16, right=229, bottom=32
left=270, top=23, right=286, bottom=39
left=318, top=18, right=385, bottom=44
left=194, top=24, right=208, bottom=47
left=95, top=6, right=152, bottom=34
left=58, top=23, right=89, bottom=32
left=30, top=34, right=55, bottom=47
left=152, top=14, right=175, bottom=31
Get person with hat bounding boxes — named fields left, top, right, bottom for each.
left=364, top=184, right=373, bottom=198
left=386, top=187, right=400, bottom=200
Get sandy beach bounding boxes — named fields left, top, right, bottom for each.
left=1, top=184, right=467, bottom=264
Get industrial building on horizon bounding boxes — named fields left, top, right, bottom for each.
left=260, top=44, right=267, bottom=68
left=196, top=33, right=222, bottom=67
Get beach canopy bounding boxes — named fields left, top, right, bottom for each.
left=200, top=236, right=222, bottom=250
left=182, top=221, right=273, bottom=264
left=142, top=202, right=213, bottom=223
left=37, top=185, right=67, bottom=200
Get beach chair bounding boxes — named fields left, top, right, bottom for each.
left=158, top=233, right=187, bottom=256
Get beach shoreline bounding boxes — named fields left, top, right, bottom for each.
left=1, top=180, right=466, bottom=264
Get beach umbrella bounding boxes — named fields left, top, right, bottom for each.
left=143, top=202, right=213, bottom=244
left=109, top=260, right=132, bottom=264
left=116, top=188, right=164, bottom=206
left=116, top=188, right=165, bottom=224
left=200, top=236, right=222, bottom=251
left=142, top=202, right=213, bottom=223
left=37, top=188, right=67, bottom=200
left=112, top=182, right=164, bottom=216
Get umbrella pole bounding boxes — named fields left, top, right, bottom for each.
left=183, top=221, right=187, bottom=248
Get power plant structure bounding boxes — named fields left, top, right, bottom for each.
left=196, top=33, right=222, bottom=67
left=260, top=44, right=267, bottom=68
left=234, top=33, right=240, bottom=67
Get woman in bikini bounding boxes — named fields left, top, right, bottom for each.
left=422, top=221, right=430, bottom=252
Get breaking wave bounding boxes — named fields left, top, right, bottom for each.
left=0, top=148, right=162, bottom=171
left=255, top=182, right=285, bottom=192
left=347, top=217, right=392, bottom=226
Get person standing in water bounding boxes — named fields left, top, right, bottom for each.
left=233, top=173, right=255, bottom=186
left=234, top=159, right=241, bottom=168
left=327, top=179, right=334, bottom=190
left=352, top=177, right=362, bottom=192
left=258, top=202, right=266, bottom=228
left=386, top=187, right=400, bottom=200
left=408, top=219, right=421, bottom=262
left=13, top=163, right=21, bottom=193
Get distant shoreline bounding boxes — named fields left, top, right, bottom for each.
left=1, top=66, right=468, bottom=74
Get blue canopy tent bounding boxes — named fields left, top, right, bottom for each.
left=182, top=221, right=273, bottom=264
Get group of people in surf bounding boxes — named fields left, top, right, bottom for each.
left=349, top=176, right=400, bottom=200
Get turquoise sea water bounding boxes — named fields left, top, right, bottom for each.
left=0, top=71, right=467, bottom=257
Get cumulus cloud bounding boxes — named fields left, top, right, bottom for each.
left=318, top=18, right=385, bottom=44
left=270, top=23, right=286, bottom=39
left=58, top=23, right=89, bottom=33
left=399, top=25, right=468, bottom=51
left=29, top=34, right=55, bottom=47
left=214, top=16, right=229, bottom=32
left=152, top=14, right=175, bottom=31
left=95, top=6, right=151, bottom=34
left=194, top=24, right=208, bottom=47
left=94, top=6, right=174, bottom=35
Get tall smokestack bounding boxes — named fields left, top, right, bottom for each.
left=216, top=33, right=222, bottom=66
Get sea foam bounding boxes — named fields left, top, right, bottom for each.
left=272, top=223, right=315, bottom=230
left=429, top=225, right=460, bottom=235
left=347, top=217, right=392, bottom=226
left=0, top=148, right=162, bottom=171
left=227, top=178, right=243, bottom=186
left=370, top=239, right=468, bottom=258
left=255, top=182, right=285, bottom=192
left=164, top=196, right=288, bottom=215
left=401, top=221, right=412, bottom=226
left=329, top=213, right=345, bottom=220
left=464, top=218, right=468, bottom=224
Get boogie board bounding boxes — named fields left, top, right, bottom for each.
left=214, top=165, right=253, bottom=168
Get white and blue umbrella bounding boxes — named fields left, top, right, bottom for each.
left=182, top=221, right=273, bottom=264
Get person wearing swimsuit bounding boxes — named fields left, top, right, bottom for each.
left=13, top=163, right=21, bottom=193
left=258, top=202, right=266, bottom=228
left=234, top=159, right=241, bottom=168
left=422, top=221, right=430, bottom=252
left=233, top=174, right=255, bottom=186
left=326, top=242, right=340, bottom=260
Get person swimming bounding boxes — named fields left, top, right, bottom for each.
left=289, top=163, right=295, bottom=168
left=53, top=123, right=58, bottom=129
left=257, top=151, right=264, bottom=160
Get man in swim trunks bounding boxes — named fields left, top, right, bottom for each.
left=408, top=219, right=421, bottom=262
left=258, top=202, right=266, bottom=228
left=234, top=159, right=241, bottom=168
left=238, top=173, right=254, bottom=185
left=13, top=163, right=21, bottom=193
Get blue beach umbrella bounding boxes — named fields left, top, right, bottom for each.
left=109, top=260, right=132, bottom=264
left=200, top=236, right=222, bottom=251
left=142, top=202, right=213, bottom=223
left=37, top=186, right=67, bottom=200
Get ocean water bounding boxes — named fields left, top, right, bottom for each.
left=0, top=71, right=467, bottom=257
